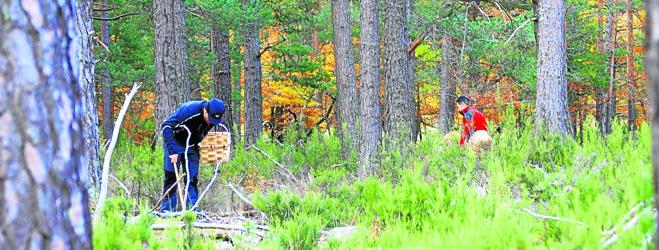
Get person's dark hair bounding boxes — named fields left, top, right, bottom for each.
left=455, top=95, right=470, bottom=105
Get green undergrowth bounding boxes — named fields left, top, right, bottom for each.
left=97, top=115, right=653, bottom=249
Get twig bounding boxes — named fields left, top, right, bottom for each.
left=470, top=1, right=491, bottom=22
left=227, top=183, right=255, bottom=209
left=92, top=12, right=141, bottom=21
left=601, top=205, right=652, bottom=248
left=524, top=208, right=589, bottom=227
left=151, top=173, right=186, bottom=212
left=504, top=18, right=534, bottom=45
left=94, top=83, right=140, bottom=223
left=110, top=175, right=131, bottom=197
left=189, top=161, right=222, bottom=211
left=249, top=145, right=298, bottom=182
left=529, top=164, right=548, bottom=177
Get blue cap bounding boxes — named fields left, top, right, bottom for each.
left=207, top=98, right=225, bottom=126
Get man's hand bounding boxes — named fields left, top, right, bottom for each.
left=169, top=154, right=179, bottom=165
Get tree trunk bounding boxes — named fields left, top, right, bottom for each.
left=332, top=0, right=360, bottom=159
left=153, top=0, right=191, bottom=127
left=74, top=0, right=100, bottom=191
left=243, top=0, right=263, bottom=147
left=438, top=36, right=456, bottom=134
left=603, top=0, right=618, bottom=135
left=100, top=0, right=114, bottom=143
left=626, top=0, right=636, bottom=131
left=534, top=0, right=572, bottom=135
left=358, top=0, right=382, bottom=176
left=406, top=0, right=419, bottom=142
left=531, top=0, right=539, bottom=47
left=0, top=0, right=93, bottom=247
left=647, top=0, right=659, bottom=246
left=212, top=22, right=234, bottom=140
left=233, top=61, right=242, bottom=144
left=384, top=0, right=414, bottom=148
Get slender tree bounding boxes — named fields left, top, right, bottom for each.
left=243, top=0, right=263, bottom=147
left=358, top=0, right=382, bottom=176
left=626, top=0, right=636, bottom=131
left=534, top=0, right=572, bottom=135
left=0, top=0, right=93, bottom=247
left=99, top=0, right=114, bottom=142
left=603, top=0, right=618, bottom=134
left=153, top=0, right=191, bottom=126
left=437, top=36, right=456, bottom=134
left=647, top=0, right=659, bottom=246
left=384, top=0, right=414, bottom=148
left=233, top=57, right=243, bottom=144
left=212, top=21, right=234, bottom=139
left=406, top=0, right=419, bottom=142
left=332, top=0, right=360, bottom=159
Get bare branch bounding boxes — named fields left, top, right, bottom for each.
left=504, top=18, right=535, bottom=45
left=94, top=83, right=141, bottom=223
left=93, top=12, right=142, bottom=21
left=249, top=145, right=298, bottom=183
left=227, top=183, right=256, bottom=209
left=110, top=175, right=131, bottom=197
left=189, top=161, right=223, bottom=211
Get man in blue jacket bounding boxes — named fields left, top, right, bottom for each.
left=160, top=98, right=225, bottom=212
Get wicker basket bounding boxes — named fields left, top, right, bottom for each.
left=199, top=131, right=231, bottom=164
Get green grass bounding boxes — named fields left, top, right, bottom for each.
left=95, top=117, right=654, bottom=249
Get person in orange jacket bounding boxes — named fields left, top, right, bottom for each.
left=455, top=96, right=492, bottom=151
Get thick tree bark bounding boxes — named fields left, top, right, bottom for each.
left=358, top=0, right=382, bottom=176
left=332, top=0, right=360, bottom=159
left=534, top=0, right=572, bottom=135
left=74, top=0, right=100, bottom=191
left=384, top=0, right=414, bottom=148
left=99, top=0, right=114, bottom=142
left=153, top=0, right=191, bottom=126
left=647, top=0, right=659, bottom=246
left=0, top=0, right=93, bottom=247
left=212, top=22, right=234, bottom=141
left=438, top=36, right=456, bottom=134
left=626, top=0, right=636, bottom=131
left=243, top=0, right=263, bottom=147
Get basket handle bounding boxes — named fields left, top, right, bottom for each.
left=215, top=123, right=230, bottom=133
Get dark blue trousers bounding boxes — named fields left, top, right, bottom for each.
left=161, top=146, right=200, bottom=212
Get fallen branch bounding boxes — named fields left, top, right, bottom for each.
left=189, top=161, right=222, bottom=211
left=249, top=145, right=298, bottom=183
left=524, top=208, right=589, bottom=228
left=94, top=83, right=140, bottom=223
left=151, top=222, right=265, bottom=238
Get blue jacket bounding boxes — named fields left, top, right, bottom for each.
left=161, top=101, right=220, bottom=154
